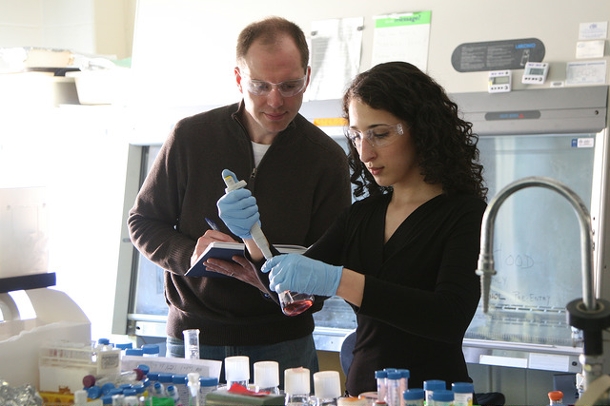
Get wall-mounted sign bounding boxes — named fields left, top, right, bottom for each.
left=451, top=38, right=545, bottom=72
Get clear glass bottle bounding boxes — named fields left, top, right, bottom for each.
left=224, top=356, right=250, bottom=388
left=285, top=367, right=311, bottom=406
left=254, top=361, right=280, bottom=394
left=313, top=371, right=342, bottom=406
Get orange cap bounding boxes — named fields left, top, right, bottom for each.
left=548, top=390, right=563, bottom=401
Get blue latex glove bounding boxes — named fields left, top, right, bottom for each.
left=261, top=254, right=343, bottom=297
left=217, top=173, right=260, bottom=239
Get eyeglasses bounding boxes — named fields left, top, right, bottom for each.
left=347, top=123, right=405, bottom=149
left=241, top=74, right=308, bottom=97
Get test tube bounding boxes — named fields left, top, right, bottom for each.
left=183, top=328, right=200, bottom=360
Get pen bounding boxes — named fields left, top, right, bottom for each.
left=205, top=217, right=220, bottom=231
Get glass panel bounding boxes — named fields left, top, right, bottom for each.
left=130, top=145, right=169, bottom=317
left=466, top=133, right=597, bottom=346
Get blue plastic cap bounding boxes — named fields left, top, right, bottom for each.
left=158, top=373, right=174, bottom=383
left=136, top=364, right=150, bottom=375
left=125, top=348, right=144, bottom=356
left=173, top=374, right=188, bottom=384
left=132, top=384, right=145, bottom=394
left=87, top=385, right=102, bottom=399
left=100, top=382, right=116, bottom=395
left=375, top=370, right=388, bottom=378
left=101, top=395, right=113, bottom=405
left=452, top=382, right=474, bottom=393
left=423, top=379, right=446, bottom=391
left=141, top=344, right=160, bottom=354
left=147, top=372, right=159, bottom=381
left=97, top=338, right=110, bottom=345
left=399, top=369, right=410, bottom=378
left=115, top=342, right=133, bottom=350
left=403, top=388, right=425, bottom=400
left=107, top=388, right=122, bottom=396
left=387, top=371, right=402, bottom=380
left=431, top=389, right=454, bottom=402
left=123, top=388, right=137, bottom=396
left=200, top=377, right=219, bottom=387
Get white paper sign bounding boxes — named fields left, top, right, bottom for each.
left=579, top=21, right=608, bottom=40
left=371, top=11, right=432, bottom=71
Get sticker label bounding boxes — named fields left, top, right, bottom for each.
left=572, top=138, right=595, bottom=148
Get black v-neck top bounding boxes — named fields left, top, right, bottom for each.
left=306, top=192, right=487, bottom=394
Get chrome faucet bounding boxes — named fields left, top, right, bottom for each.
left=475, top=176, right=610, bottom=394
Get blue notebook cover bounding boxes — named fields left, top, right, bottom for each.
left=185, top=242, right=305, bottom=278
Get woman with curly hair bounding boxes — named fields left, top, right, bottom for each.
left=216, top=61, right=488, bottom=395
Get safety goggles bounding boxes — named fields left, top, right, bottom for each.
left=241, top=74, right=308, bottom=97
left=347, top=123, right=405, bottom=149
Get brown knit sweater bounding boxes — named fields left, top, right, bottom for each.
left=128, top=102, right=351, bottom=345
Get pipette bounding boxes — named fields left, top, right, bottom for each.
left=222, top=169, right=274, bottom=259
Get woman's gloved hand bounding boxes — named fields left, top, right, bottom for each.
left=217, top=170, right=260, bottom=239
left=261, top=254, right=343, bottom=297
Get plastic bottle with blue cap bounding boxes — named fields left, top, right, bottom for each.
left=141, top=343, right=160, bottom=357
left=375, top=370, right=388, bottom=404
left=430, top=389, right=454, bottom=406
left=452, top=382, right=474, bottom=406
left=199, top=376, right=218, bottom=400
left=423, top=380, right=445, bottom=406
left=166, top=384, right=181, bottom=404
left=172, top=373, right=189, bottom=405
left=398, top=369, right=410, bottom=406
left=403, top=388, right=425, bottom=406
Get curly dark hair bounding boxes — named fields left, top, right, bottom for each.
left=342, top=61, right=487, bottom=201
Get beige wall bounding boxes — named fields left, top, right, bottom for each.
left=0, top=0, right=136, bottom=59
left=130, top=0, right=610, bottom=105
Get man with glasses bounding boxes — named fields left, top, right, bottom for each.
left=128, top=16, right=351, bottom=387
